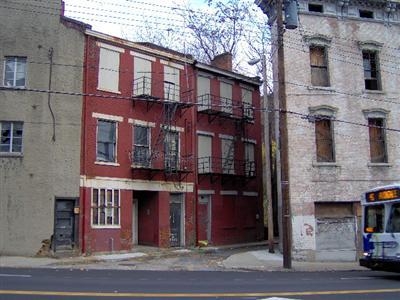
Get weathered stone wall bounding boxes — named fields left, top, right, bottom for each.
left=279, top=0, right=400, bottom=260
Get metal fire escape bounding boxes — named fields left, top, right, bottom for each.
left=131, top=76, right=193, bottom=181
left=197, top=92, right=255, bottom=184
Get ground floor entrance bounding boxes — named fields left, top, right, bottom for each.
left=315, top=202, right=359, bottom=261
left=54, top=198, right=77, bottom=252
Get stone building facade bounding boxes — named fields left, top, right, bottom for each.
left=0, top=0, right=88, bottom=255
left=262, top=0, right=400, bottom=261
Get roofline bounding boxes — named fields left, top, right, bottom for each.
left=195, top=62, right=262, bottom=86
left=85, top=29, right=195, bottom=64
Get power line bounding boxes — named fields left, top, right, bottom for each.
left=2, top=86, right=400, bottom=133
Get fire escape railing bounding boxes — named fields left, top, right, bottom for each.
left=197, top=156, right=256, bottom=177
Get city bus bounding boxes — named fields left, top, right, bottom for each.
left=360, top=184, right=400, bottom=272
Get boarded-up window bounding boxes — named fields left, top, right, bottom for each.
left=98, top=47, right=120, bottom=92
left=220, top=81, right=233, bottom=114
left=315, top=118, right=334, bottom=162
left=133, top=57, right=152, bottom=96
left=310, top=46, right=329, bottom=87
left=164, top=65, right=180, bottom=101
left=363, top=51, right=381, bottom=90
left=242, top=88, right=253, bottom=119
left=198, top=134, right=212, bottom=173
left=197, top=75, right=211, bottom=111
left=368, top=118, right=387, bottom=163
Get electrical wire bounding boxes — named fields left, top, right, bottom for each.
left=1, top=86, right=400, bottom=133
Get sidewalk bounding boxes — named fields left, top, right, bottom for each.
left=0, top=242, right=366, bottom=272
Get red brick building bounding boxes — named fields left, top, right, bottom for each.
left=80, top=29, right=263, bottom=254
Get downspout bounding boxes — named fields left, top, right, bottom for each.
left=47, top=47, right=56, bottom=142
left=193, top=65, right=199, bottom=246
left=80, top=34, right=90, bottom=254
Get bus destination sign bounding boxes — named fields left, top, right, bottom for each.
left=366, top=188, right=400, bottom=202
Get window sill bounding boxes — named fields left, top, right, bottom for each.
left=97, top=87, right=121, bottom=94
left=363, top=89, right=384, bottom=95
left=307, top=86, right=335, bottom=92
left=95, top=161, right=120, bottom=167
left=0, top=86, right=26, bottom=90
left=91, top=225, right=121, bottom=229
left=312, top=161, right=340, bottom=168
left=0, top=152, right=23, bottom=157
left=367, top=162, right=391, bottom=168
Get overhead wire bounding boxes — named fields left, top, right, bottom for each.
left=1, top=1, right=399, bottom=134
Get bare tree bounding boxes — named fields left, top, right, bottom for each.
left=127, top=0, right=270, bottom=76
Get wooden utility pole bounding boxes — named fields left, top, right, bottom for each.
left=276, top=0, right=292, bottom=269
left=261, top=55, right=275, bottom=254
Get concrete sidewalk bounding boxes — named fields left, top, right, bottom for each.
left=0, top=243, right=366, bottom=272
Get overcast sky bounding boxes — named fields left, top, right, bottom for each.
left=63, top=0, right=207, bottom=38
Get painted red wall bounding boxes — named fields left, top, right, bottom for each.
left=80, top=36, right=197, bottom=253
left=80, top=188, right=133, bottom=254
left=194, top=68, right=264, bottom=246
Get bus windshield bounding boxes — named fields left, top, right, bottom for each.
left=365, top=204, right=384, bottom=233
left=387, top=204, right=400, bottom=233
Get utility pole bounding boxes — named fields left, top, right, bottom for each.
left=262, top=55, right=275, bottom=254
left=255, top=0, right=296, bottom=269
left=276, top=0, right=292, bottom=269
left=248, top=54, right=274, bottom=253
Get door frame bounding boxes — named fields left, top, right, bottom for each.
left=132, top=198, right=138, bottom=246
left=170, top=193, right=185, bottom=247
left=53, top=197, right=79, bottom=252
left=198, top=194, right=212, bottom=242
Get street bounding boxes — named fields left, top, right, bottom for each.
left=1, top=268, right=400, bottom=299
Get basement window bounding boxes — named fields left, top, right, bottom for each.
left=308, top=4, right=323, bottom=13
left=359, top=10, right=374, bottom=19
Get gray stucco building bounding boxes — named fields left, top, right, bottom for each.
left=0, top=0, right=88, bottom=255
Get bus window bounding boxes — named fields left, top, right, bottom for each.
left=365, top=205, right=384, bottom=233
left=387, top=204, right=400, bottom=233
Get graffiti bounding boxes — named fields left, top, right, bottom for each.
left=304, top=223, right=314, bottom=236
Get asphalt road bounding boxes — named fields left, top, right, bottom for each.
left=1, top=268, right=400, bottom=299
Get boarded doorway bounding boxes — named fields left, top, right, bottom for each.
left=170, top=194, right=184, bottom=247
left=54, top=198, right=77, bottom=251
left=198, top=194, right=211, bottom=242
left=315, top=202, right=357, bottom=261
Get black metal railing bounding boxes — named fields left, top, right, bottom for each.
left=197, top=156, right=256, bottom=177
left=131, top=149, right=193, bottom=172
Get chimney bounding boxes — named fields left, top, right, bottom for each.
left=210, top=52, right=233, bottom=71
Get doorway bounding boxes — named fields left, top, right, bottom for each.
left=170, top=194, right=184, bottom=247
left=54, top=198, right=77, bottom=251
left=198, top=194, right=211, bottom=242
left=132, top=198, right=138, bottom=246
